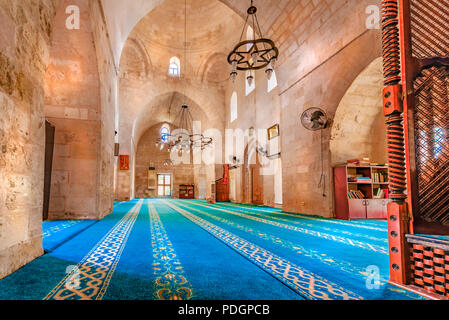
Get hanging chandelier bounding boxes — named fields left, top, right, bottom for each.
left=155, top=0, right=213, bottom=155
left=155, top=104, right=213, bottom=154
left=228, top=0, right=279, bottom=83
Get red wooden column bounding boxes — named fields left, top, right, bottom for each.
left=381, top=0, right=413, bottom=285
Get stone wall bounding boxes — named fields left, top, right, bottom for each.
left=43, top=0, right=116, bottom=220
left=0, top=0, right=60, bottom=279
left=44, top=0, right=101, bottom=220
left=279, top=31, right=382, bottom=217
left=89, top=0, right=117, bottom=218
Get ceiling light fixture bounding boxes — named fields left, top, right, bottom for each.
left=227, top=0, right=279, bottom=83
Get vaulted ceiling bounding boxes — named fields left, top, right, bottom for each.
left=119, top=0, right=243, bottom=83
left=102, top=0, right=323, bottom=71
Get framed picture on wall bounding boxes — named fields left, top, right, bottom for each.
left=119, top=155, right=130, bottom=171
left=268, top=124, right=280, bottom=140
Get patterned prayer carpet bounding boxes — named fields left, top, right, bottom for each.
left=0, top=199, right=426, bottom=300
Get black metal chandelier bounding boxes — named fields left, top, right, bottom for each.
left=155, top=0, right=213, bottom=155
left=228, top=0, right=279, bottom=83
left=155, top=104, right=213, bottom=154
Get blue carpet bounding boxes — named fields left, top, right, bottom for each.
left=0, top=199, right=427, bottom=300
left=171, top=200, right=424, bottom=300
left=43, top=220, right=99, bottom=253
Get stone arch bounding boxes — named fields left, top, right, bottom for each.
left=330, top=57, right=387, bottom=166
left=199, top=52, right=229, bottom=83
left=120, top=37, right=152, bottom=79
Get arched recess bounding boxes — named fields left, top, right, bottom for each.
left=241, top=136, right=264, bottom=205
left=330, top=57, right=387, bottom=166
left=199, top=52, right=229, bottom=83
left=124, top=91, right=214, bottom=200
left=120, top=37, right=152, bottom=79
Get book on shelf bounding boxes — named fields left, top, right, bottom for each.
left=374, top=188, right=384, bottom=199
left=348, top=190, right=365, bottom=199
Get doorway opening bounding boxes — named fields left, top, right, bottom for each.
left=43, top=120, right=55, bottom=221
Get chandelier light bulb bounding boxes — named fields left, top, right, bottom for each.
left=232, top=59, right=237, bottom=71
left=270, top=57, right=277, bottom=69
left=247, top=74, right=254, bottom=87
left=230, top=71, right=237, bottom=83
left=265, top=68, right=273, bottom=80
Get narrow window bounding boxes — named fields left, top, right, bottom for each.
left=245, top=70, right=255, bottom=96
left=160, top=126, right=170, bottom=143
left=230, top=92, right=238, bottom=123
left=246, top=26, right=254, bottom=51
left=168, top=57, right=181, bottom=77
left=267, top=70, right=278, bottom=93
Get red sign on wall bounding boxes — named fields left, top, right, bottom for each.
left=119, top=155, right=130, bottom=171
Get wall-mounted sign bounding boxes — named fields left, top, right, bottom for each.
left=119, top=155, right=130, bottom=171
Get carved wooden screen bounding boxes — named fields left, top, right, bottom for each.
left=410, top=0, right=449, bottom=232
left=413, top=67, right=449, bottom=226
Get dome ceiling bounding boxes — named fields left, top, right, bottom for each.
left=120, top=0, right=244, bottom=83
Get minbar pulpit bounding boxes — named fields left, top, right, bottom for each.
left=216, top=165, right=230, bottom=202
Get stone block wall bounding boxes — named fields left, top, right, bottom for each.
left=44, top=0, right=101, bottom=220
left=89, top=0, right=117, bottom=218
left=0, top=0, right=60, bottom=279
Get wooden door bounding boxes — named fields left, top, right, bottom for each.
left=251, top=166, right=264, bottom=205
left=43, top=120, right=55, bottom=221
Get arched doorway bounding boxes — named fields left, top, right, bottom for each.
left=242, top=136, right=264, bottom=205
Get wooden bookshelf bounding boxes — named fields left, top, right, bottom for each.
left=179, top=185, right=194, bottom=199
left=334, top=165, right=391, bottom=220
